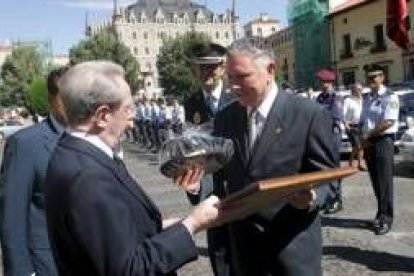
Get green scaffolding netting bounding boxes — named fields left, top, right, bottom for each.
left=288, top=0, right=331, bottom=89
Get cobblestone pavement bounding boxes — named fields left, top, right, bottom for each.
left=122, top=142, right=414, bottom=276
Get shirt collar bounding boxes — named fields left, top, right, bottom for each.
left=248, top=82, right=278, bottom=119
left=49, top=114, right=65, bottom=134
left=203, top=80, right=223, bottom=102
left=69, top=131, right=114, bottom=159
left=378, top=85, right=387, bottom=96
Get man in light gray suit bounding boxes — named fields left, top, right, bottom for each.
left=0, top=67, right=67, bottom=276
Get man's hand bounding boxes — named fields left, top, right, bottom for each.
left=182, top=195, right=250, bottom=235
left=285, top=189, right=316, bottom=210
left=174, top=164, right=204, bottom=194
left=182, top=195, right=220, bottom=234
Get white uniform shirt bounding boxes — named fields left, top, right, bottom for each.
left=343, top=96, right=363, bottom=125
left=361, top=85, right=400, bottom=135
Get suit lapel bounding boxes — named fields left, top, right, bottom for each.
left=249, top=91, right=287, bottom=169
left=218, top=86, right=235, bottom=112
left=61, top=135, right=161, bottom=220
left=229, top=104, right=249, bottom=168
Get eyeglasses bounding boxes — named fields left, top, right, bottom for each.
left=198, top=63, right=221, bottom=70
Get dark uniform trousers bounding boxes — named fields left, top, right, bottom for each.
left=364, top=134, right=394, bottom=223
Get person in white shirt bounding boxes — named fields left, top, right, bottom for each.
left=343, top=83, right=366, bottom=169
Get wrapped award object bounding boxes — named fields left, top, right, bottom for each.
left=159, top=125, right=234, bottom=178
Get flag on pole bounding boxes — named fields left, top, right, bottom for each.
left=387, top=0, right=410, bottom=50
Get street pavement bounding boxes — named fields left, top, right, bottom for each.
left=122, top=142, right=414, bottom=276
left=0, top=141, right=413, bottom=275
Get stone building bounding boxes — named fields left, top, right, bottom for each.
left=329, top=0, right=414, bottom=86
left=89, top=0, right=237, bottom=98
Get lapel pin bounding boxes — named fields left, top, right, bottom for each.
left=275, top=127, right=282, bottom=134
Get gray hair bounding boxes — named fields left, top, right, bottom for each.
left=60, top=61, right=125, bottom=125
left=227, top=38, right=276, bottom=69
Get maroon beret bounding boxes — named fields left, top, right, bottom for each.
left=316, top=69, right=336, bottom=82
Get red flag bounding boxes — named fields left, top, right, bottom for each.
left=387, top=0, right=410, bottom=50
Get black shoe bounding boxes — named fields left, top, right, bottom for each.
left=374, top=221, right=392, bottom=235
left=324, top=199, right=343, bottom=214
left=371, top=218, right=380, bottom=229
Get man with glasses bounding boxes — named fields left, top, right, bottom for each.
left=361, top=64, right=399, bottom=235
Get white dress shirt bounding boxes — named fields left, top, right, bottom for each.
left=247, top=82, right=279, bottom=147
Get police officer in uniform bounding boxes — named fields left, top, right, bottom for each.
left=316, top=69, right=343, bottom=214
left=182, top=42, right=234, bottom=276
left=361, top=65, right=399, bottom=235
left=184, top=42, right=234, bottom=127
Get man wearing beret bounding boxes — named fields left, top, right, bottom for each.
left=315, top=69, right=343, bottom=214
left=360, top=65, right=399, bottom=235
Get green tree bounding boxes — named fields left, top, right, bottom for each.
left=157, top=32, right=211, bottom=101
left=0, top=46, right=43, bottom=107
left=27, top=77, right=48, bottom=115
left=69, top=31, right=141, bottom=93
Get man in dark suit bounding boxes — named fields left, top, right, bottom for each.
left=44, top=61, right=240, bottom=276
left=180, top=40, right=336, bottom=275
left=0, top=67, right=67, bottom=276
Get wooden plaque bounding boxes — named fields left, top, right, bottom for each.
left=221, top=167, right=358, bottom=211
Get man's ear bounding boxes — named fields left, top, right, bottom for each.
left=94, top=105, right=111, bottom=129
left=267, top=62, right=276, bottom=76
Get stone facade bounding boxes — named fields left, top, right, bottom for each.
left=89, top=0, right=237, bottom=97
left=329, top=0, right=414, bottom=86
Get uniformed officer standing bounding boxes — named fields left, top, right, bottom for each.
left=361, top=65, right=399, bottom=235
left=315, top=69, right=343, bottom=214
left=184, top=42, right=234, bottom=128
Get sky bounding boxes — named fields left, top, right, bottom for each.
left=0, top=0, right=288, bottom=55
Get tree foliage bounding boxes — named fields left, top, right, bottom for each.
left=27, top=77, right=48, bottom=115
left=69, top=30, right=141, bottom=93
left=0, top=46, right=43, bottom=107
left=157, top=32, right=211, bottom=101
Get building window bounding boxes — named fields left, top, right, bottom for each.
left=271, top=27, right=276, bottom=33
left=146, top=62, right=152, bottom=70
left=216, top=31, right=220, bottom=39
left=371, top=24, right=387, bottom=52
left=257, top=27, right=263, bottom=37
left=133, top=47, right=138, bottom=55
left=145, top=47, right=150, bottom=55
left=342, top=71, right=355, bottom=86
left=143, top=32, right=148, bottom=39
left=132, top=32, right=137, bottom=39
left=340, top=33, right=353, bottom=59
left=160, top=32, right=166, bottom=40
left=225, top=31, right=229, bottom=39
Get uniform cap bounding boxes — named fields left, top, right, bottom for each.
left=316, top=69, right=336, bottom=82
left=365, top=64, right=384, bottom=77
left=191, top=42, right=227, bottom=65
